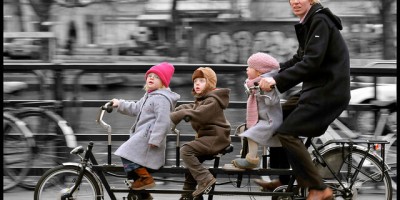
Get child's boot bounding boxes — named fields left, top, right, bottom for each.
left=131, top=168, right=155, bottom=190
left=192, top=174, right=216, bottom=197
left=232, top=154, right=260, bottom=169
left=180, top=173, right=203, bottom=200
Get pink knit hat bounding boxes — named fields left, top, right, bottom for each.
left=247, top=52, right=279, bottom=74
left=145, top=62, right=175, bottom=87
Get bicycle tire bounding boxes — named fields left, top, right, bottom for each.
left=3, top=112, right=36, bottom=191
left=34, top=165, right=102, bottom=200
left=8, top=107, right=77, bottom=189
left=315, top=146, right=393, bottom=200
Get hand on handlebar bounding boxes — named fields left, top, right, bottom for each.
left=111, top=99, right=119, bottom=107
left=259, top=77, right=276, bottom=92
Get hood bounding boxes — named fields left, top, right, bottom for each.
left=149, top=88, right=180, bottom=110
left=198, top=88, right=230, bottom=109
left=303, top=3, right=343, bottom=30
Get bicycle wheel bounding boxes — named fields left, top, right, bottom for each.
left=9, top=107, right=76, bottom=189
left=3, top=112, right=36, bottom=191
left=34, top=165, right=102, bottom=200
left=315, top=146, right=393, bottom=200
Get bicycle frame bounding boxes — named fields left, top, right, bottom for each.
left=60, top=102, right=392, bottom=200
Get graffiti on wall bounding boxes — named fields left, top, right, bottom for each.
left=200, top=30, right=298, bottom=64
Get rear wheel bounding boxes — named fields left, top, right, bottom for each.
left=315, top=147, right=393, bottom=200
left=34, top=165, right=101, bottom=200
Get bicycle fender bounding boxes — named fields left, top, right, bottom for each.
left=313, top=145, right=390, bottom=179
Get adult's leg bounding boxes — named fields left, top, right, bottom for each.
left=277, top=134, right=325, bottom=190
left=269, top=147, right=290, bottom=184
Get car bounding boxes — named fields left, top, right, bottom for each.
left=343, top=61, right=397, bottom=135
left=8, top=38, right=41, bottom=59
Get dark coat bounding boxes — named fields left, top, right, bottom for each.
left=274, top=3, right=351, bottom=137
left=170, top=88, right=231, bottom=155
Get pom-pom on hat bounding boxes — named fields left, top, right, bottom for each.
left=247, top=52, right=279, bottom=74
left=145, top=62, right=175, bottom=87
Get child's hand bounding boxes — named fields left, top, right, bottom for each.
left=111, top=98, right=119, bottom=107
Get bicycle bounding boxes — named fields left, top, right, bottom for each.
left=3, top=82, right=77, bottom=190
left=3, top=112, right=36, bottom=191
left=34, top=101, right=393, bottom=200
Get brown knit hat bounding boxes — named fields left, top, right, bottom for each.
left=192, top=67, right=217, bottom=96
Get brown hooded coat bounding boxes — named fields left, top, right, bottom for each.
left=170, top=67, right=231, bottom=155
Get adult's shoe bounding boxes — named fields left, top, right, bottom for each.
left=307, top=188, right=333, bottom=200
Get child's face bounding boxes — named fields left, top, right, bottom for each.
left=146, top=73, right=163, bottom=91
left=246, top=67, right=260, bottom=79
left=193, top=78, right=207, bottom=94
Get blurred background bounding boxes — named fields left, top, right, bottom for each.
left=3, top=0, right=397, bottom=198
left=3, top=0, right=397, bottom=63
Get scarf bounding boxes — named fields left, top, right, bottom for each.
left=246, top=77, right=262, bottom=128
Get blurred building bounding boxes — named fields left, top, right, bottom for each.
left=3, top=0, right=397, bottom=62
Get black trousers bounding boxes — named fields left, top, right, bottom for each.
left=272, top=92, right=326, bottom=190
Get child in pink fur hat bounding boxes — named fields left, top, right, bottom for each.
left=230, top=52, right=283, bottom=169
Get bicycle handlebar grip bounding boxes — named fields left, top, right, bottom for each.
left=183, top=115, right=191, bottom=122
left=102, top=101, right=114, bottom=113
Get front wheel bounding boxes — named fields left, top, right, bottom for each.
left=315, top=146, right=393, bottom=200
left=34, top=165, right=102, bottom=200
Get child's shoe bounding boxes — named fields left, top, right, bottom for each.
left=192, top=176, right=216, bottom=197
left=131, top=168, right=155, bottom=190
left=231, top=154, right=260, bottom=169
left=222, top=163, right=245, bottom=171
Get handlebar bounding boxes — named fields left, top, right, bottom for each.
left=244, top=81, right=275, bottom=96
left=96, top=101, right=113, bottom=133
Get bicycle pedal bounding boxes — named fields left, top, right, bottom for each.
left=124, top=179, right=133, bottom=187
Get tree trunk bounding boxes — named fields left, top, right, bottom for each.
left=380, top=0, right=396, bottom=59
left=12, top=0, right=25, bottom=32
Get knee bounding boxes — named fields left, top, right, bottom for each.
left=276, top=133, right=298, bottom=145
left=180, top=145, right=191, bottom=157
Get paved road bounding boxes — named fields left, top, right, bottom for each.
left=4, top=185, right=395, bottom=200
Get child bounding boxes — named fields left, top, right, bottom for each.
left=112, top=62, right=180, bottom=199
left=170, top=67, right=231, bottom=199
left=231, top=52, right=283, bottom=169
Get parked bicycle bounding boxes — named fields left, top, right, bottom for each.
left=3, top=81, right=77, bottom=190
left=3, top=112, right=36, bottom=191
left=34, top=101, right=393, bottom=200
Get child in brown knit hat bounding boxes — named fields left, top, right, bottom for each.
left=230, top=52, right=283, bottom=169
left=170, top=67, right=231, bottom=199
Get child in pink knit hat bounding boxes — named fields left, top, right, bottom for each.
left=228, top=52, right=283, bottom=169
left=111, top=62, right=180, bottom=199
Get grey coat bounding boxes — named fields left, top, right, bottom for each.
left=240, top=71, right=283, bottom=147
left=114, top=88, right=180, bottom=170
